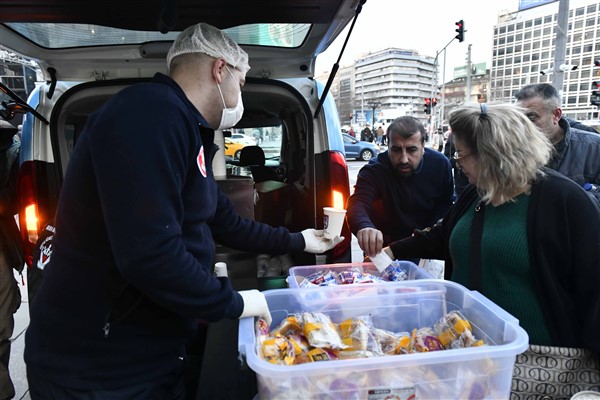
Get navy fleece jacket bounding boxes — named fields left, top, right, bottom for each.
left=25, top=73, right=304, bottom=389
left=347, top=148, right=454, bottom=245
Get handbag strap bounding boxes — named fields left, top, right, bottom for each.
left=468, top=201, right=485, bottom=292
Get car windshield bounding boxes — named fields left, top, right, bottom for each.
left=5, top=22, right=311, bottom=48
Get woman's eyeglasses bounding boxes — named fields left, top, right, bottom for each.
left=453, top=152, right=474, bottom=168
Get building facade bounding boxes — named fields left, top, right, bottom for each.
left=490, top=0, right=600, bottom=121
left=354, top=48, right=436, bottom=126
left=442, top=67, right=490, bottom=123
left=318, top=48, right=437, bottom=128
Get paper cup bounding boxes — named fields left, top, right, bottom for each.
left=323, top=207, right=346, bottom=239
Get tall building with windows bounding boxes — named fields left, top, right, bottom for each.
left=317, top=48, right=437, bottom=127
left=354, top=48, right=436, bottom=123
left=490, top=0, right=600, bottom=121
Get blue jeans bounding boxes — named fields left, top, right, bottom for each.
left=27, top=363, right=185, bottom=400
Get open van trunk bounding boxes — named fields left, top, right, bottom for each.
left=22, top=76, right=350, bottom=285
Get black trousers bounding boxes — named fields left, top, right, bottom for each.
left=27, top=363, right=185, bottom=400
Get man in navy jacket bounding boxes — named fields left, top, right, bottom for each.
left=24, top=22, right=342, bottom=399
left=347, top=116, right=454, bottom=257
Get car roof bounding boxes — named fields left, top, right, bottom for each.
left=0, top=0, right=363, bottom=81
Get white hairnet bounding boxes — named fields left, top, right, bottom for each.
left=166, top=22, right=250, bottom=74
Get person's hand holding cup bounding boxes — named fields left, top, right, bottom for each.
left=323, top=207, right=346, bottom=239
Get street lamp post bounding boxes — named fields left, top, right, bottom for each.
left=367, top=101, right=381, bottom=128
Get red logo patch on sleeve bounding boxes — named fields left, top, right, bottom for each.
left=197, top=145, right=207, bottom=177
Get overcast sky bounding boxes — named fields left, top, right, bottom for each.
left=316, top=0, right=522, bottom=81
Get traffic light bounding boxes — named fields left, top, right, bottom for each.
left=424, top=98, right=431, bottom=114
left=432, top=98, right=438, bottom=109
left=595, top=60, right=600, bottom=67
left=455, top=20, right=465, bottom=43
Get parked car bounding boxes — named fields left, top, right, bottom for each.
left=224, top=138, right=246, bottom=160
left=1, top=0, right=362, bottom=270
left=342, top=133, right=380, bottom=161
left=229, top=133, right=258, bottom=146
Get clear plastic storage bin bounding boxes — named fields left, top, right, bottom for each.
left=238, top=280, right=529, bottom=399
left=286, top=261, right=434, bottom=288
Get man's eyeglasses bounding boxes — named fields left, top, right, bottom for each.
left=453, top=152, right=474, bottom=168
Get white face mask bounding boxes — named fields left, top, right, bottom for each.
left=216, top=67, right=244, bottom=131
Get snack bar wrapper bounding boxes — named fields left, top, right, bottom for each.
left=434, top=310, right=485, bottom=349
left=301, top=312, right=347, bottom=350
left=370, top=251, right=394, bottom=272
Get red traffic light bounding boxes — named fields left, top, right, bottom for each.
left=425, top=98, right=431, bottom=105
left=455, top=19, right=465, bottom=42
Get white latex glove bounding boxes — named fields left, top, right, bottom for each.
left=301, top=229, right=344, bottom=254
left=214, top=262, right=228, bottom=277
left=239, top=289, right=272, bottom=326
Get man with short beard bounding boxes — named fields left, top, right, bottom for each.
left=347, top=116, right=454, bottom=257
left=516, top=83, right=600, bottom=208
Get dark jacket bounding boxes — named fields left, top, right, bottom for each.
left=552, top=118, right=600, bottom=207
left=565, top=117, right=599, bottom=134
left=25, top=73, right=305, bottom=389
left=442, top=133, right=469, bottom=197
left=0, top=130, right=23, bottom=272
left=347, top=148, right=454, bottom=245
left=389, top=169, right=600, bottom=354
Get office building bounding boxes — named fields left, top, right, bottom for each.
left=490, top=0, right=600, bottom=121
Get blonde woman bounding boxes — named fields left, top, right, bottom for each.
left=383, top=103, right=600, bottom=397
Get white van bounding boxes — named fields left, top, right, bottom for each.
left=0, top=0, right=365, bottom=282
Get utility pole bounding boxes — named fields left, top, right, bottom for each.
left=431, top=20, right=465, bottom=131
left=465, top=44, right=472, bottom=103
left=552, top=0, right=569, bottom=93
left=361, top=74, right=365, bottom=126
left=431, top=38, right=454, bottom=131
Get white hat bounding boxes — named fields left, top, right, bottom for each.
left=166, top=22, right=250, bottom=74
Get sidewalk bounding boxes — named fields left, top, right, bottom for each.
left=10, top=269, right=30, bottom=400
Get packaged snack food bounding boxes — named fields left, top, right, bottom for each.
left=380, top=262, right=409, bottom=282
left=372, top=328, right=411, bottom=355
left=338, top=316, right=383, bottom=357
left=259, top=336, right=295, bottom=365
left=301, top=312, right=347, bottom=350
left=299, top=270, right=338, bottom=287
left=294, top=347, right=338, bottom=364
left=434, top=310, right=485, bottom=349
left=411, top=327, right=443, bottom=352
left=287, top=333, right=310, bottom=355
left=271, top=315, right=302, bottom=337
